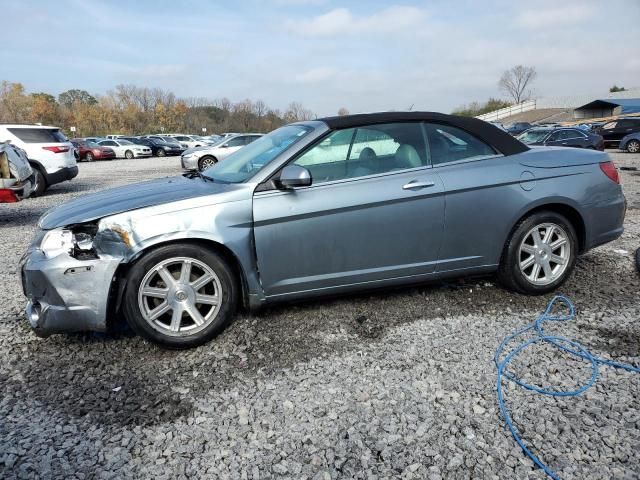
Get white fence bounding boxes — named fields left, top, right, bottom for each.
left=476, top=100, right=537, bottom=122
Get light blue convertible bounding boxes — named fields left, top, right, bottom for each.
left=21, top=112, right=626, bottom=348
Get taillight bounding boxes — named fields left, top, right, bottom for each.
left=599, top=161, right=620, bottom=184
left=42, top=146, right=70, bottom=154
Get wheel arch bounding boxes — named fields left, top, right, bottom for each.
left=107, top=238, right=251, bottom=328
left=506, top=201, right=587, bottom=254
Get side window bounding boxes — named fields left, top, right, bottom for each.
left=547, top=132, right=560, bottom=142
left=101, top=141, right=116, bottom=146
left=602, top=122, right=617, bottom=130
left=292, top=122, right=427, bottom=183
left=425, top=123, right=496, bottom=165
left=559, top=130, right=580, bottom=140
left=226, top=137, right=246, bottom=147
left=246, top=135, right=261, bottom=144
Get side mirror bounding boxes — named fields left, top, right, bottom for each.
left=277, top=165, right=312, bottom=189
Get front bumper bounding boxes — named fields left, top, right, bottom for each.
left=134, top=152, right=153, bottom=158
left=181, top=155, right=199, bottom=170
left=20, top=247, right=121, bottom=336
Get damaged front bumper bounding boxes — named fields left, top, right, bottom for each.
left=20, top=243, right=122, bottom=336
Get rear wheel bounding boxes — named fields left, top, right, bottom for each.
left=31, top=167, right=47, bottom=197
left=198, top=156, right=217, bottom=170
left=85, top=152, right=94, bottom=162
left=627, top=139, right=640, bottom=153
left=156, top=148, right=166, bottom=157
left=125, top=150, right=134, bottom=159
left=497, top=211, right=577, bottom=294
left=123, top=244, right=238, bottom=348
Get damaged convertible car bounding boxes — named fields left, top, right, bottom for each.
left=21, top=112, right=626, bottom=348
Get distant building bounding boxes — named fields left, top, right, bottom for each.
left=573, top=98, right=640, bottom=119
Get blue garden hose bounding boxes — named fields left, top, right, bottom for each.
left=494, top=295, right=640, bottom=479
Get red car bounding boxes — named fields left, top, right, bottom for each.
left=71, top=139, right=116, bottom=162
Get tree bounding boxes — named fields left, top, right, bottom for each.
left=498, top=65, right=537, bottom=104
left=58, top=89, right=97, bottom=108
left=30, top=92, right=58, bottom=124
left=338, top=107, right=349, bottom=116
left=451, top=98, right=512, bottom=117
left=284, top=102, right=314, bottom=123
left=609, top=85, right=626, bottom=93
left=0, top=81, right=32, bottom=123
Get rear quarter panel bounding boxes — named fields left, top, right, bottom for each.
left=434, top=147, right=623, bottom=271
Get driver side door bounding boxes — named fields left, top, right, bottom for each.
left=252, top=122, right=446, bottom=299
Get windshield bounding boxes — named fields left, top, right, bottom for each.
left=118, top=139, right=134, bottom=145
left=203, top=124, right=313, bottom=183
left=517, top=129, right=551, bottom=144
left=86, top=141, right=99, bottom=147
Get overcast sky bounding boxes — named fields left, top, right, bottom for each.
left=3, top=0, right=639, bottom=116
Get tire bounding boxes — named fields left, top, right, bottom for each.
left=85, top=152, right=94, bottom=162
left=627, top=139, right=640, bottom=154
left=125, top=150, right=134, bottom=159
left=497, top=211, right=577, bottom=295
left=156, top=148, right=166, bottom=157
left=198, top=156, right=217, bottom=171
left=31, top=167, right=47, bottom=197
left=123, top=244, right=238, bottom=349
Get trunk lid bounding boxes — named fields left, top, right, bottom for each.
left=518, top=146, right=609, bottom=168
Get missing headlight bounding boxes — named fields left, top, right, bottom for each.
left=71, top=224, right=99, bottom=260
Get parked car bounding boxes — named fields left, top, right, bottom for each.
left=489, top=121, right=506, bottom=131
left=0, top=124, right=78, bottom=196
left=21, top=112, right=625, bottom=348
left=619, top=132, right=640, bottom=153
left=181, top=133, right=263, bottom=170
left=140, top=135, right=187, bottom=155
left=130, top=137, right=184, bottom=156
left=97, top=139, right=152, bottom=159
left=84, top=137, right=106, bottom=143
left=70, top=139, right=116, bottom=162
left=505, top=122, right=533, bottom=136
left=0, top=142, right=33, bottom=201
left=105, top=135, right=125, bottom=140
left=596, top=118, right=640, bottom=148
left=517, top=127, right=604, bottom=150
left=169, top=135, right=208, bottom=149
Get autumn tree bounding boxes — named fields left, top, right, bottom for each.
left=0, top=82, right=32, bottom=123
left=498, top=65, right=537, bottom=104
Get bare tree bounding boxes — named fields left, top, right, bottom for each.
left=337, top=107, right=349, bottom=116
left=498, top=65, right=537, bottom=104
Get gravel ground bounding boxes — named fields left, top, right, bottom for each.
left=0, top=152, right=639, bottom=479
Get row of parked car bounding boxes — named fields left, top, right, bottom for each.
left=0, top=123, right=259, bottom=200
left=493, top=117, right=640, bottom=152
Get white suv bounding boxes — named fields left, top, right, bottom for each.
left=0, top=124, right=78, bottom=196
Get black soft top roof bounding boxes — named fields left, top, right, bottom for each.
left=318, top=111, right=529, bottom=156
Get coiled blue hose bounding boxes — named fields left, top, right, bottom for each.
left=494, top=295, right=640, bottom=479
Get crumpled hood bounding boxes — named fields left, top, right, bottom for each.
left=39, top=175, right=238, bottom=230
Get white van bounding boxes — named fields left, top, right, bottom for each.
left=0, top=125, right=78, bottom=196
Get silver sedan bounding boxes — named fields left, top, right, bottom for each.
left=21, top=112, right=625, bottom=348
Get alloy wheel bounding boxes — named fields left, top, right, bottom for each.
left=138, top=257, right=223, bottom=336
left=199, top=157, right=216, bottom=170
left=628, top=140, right=640, bottom=153
left=518, top=223, right=570, bottom=286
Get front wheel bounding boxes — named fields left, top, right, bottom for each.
left=198, top=156, right=217, bottom=171
left=497, top=211, right=577, bottom=294
left=156, top=149, right=166, bottom=157
left=123, top=244, right=238, bottom=348
left=627, top=139, right=640, bottom=153
left=125, top=150, right=134, bottom=159
left=85, top=152, right=94, bottom=162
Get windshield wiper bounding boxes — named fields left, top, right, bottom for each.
left=183, top=171, right=215, bottom=182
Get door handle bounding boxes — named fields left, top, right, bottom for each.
left=402, top=180, right=435, bottom=190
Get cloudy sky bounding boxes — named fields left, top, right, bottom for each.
left=3, top=0, right=639, bottom=115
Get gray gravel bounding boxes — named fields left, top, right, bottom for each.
left=1, top=152, right=639, bottom=479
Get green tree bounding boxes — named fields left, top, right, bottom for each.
left=58, top=89, right=97, bottom=108
left=609, top=85, right=626, bottom=93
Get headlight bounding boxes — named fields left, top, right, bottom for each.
left=40, top=228, right=96, bottom=259
left=40, top=229, right=73, bottom=258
